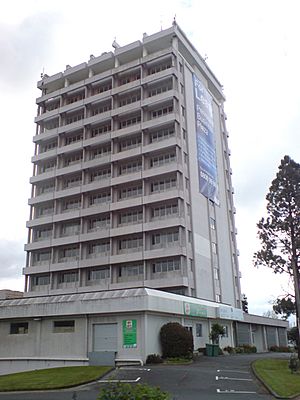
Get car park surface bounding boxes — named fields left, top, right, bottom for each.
left=0, top=353, right=290, bottom=400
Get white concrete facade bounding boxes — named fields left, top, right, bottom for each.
left=23, top=23, right=241, bottom=308
left=0, top=25, right=288, bottom=374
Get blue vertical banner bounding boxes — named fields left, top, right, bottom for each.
left=193, top=74, right=219, bottom=204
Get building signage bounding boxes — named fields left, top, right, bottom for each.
left=218, top=306, right=244, bottom=321
left=193, top=74, right=219, bottom=204
left=183, top=302, right=207, bottom=317
left=122, top=319, right=137, bottom=348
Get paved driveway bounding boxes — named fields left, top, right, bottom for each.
left=0, top=353, right=290, bottom=400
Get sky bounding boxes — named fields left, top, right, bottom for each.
left=0, top=0, right=299, bottom=317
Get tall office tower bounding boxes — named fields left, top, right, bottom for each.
left=24, top=23, right=241, bottom=308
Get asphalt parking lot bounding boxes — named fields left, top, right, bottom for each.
left=0, top=353, right=290, bottom=400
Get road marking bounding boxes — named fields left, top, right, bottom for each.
left=98, top=377, right=141, bottom=383
left=216, top=376, right=253, bottom=382
left=217, top=369, right=250, bottom=374
left=217, top=389, right=256, bottom=394
left=119, top=367, right=151, bottom=371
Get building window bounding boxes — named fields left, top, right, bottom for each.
left=210, top=217, right=216, bottom=230
left=63, top=198, right=81, bottom=212
left=188, top=231, right=192, bottom=243
left=119, top=160, right=142, bottom=175
left=223, top=326, right=229, bottom=337
left=32, top=274, right=50, bottom=286
left=10, top=322, right=28, bottom=334
left=151, top=104, right=173, bottom=119
left=90, top=168, right=111, bottom=182
left=92, top=101, right=112, bottom=116
left=181, top=106, right=185, bottom=117
left=53, top=320, right=75, bottom=333
left=119, top=264, right=143, bottom=277
left=152, top=230, right=179, bottom=248
left=119, top=210, right=143, bottom=225
left=119, top=237, right=143, bottom=253
left=88, top=216, right=110, bottom=231
left=214, top=268, right=220, bottom=281
left=63, top=175, right=82, bottom=189
left=64, top=130, right=83, bottom=145
left=216, top=294, right=221, bottom=303
left=151, top=204, right=178, bottom=220
left=119, top=90, right=141, bottom=106
left=58, top=271, right=78, bottom=283
left=91, top=80, right=112, bottom=95
left=89, top=191, right=111, bottom=206
left=148, top=59, right=172, bottom=75
left=88, top=242, right=110, bottom=257
left=151, top=177, right=177, bottom=193
left=150, top=126, right=175, bottom=143
left=119, top=135, right=141, bottom=151
left=88, top=268, right=110, bottom=281
left=91, top=145, right=111, bottom=159
left=212, top=242, right=217, bottom=254
left=150, top=153, right=176, bottom=168
left=196, top=323, right=202, bottom=337
left=91, top=123, right=111, bottom=137
left=152, top=259, right=180, bottom=273
left=119, top=185, right=142, bottom=200
left=119, top=114, right=141, bottom=129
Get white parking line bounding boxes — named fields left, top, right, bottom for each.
left=216, top=376, right=253, bottom=382
left=119, top=367, right=151, bottom=371
left=217, top=369, right=250, bottom=374
left=98, top=377, right=141, bottom=383
left=217, top=389, right=256, bottom=394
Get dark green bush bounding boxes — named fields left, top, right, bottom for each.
left=223, top=346, right=235, bottom=354
left=98, top=382, right=170, bottom=399
left=269, top=345, right=291, bottom=353
left=235, top=346, right=244, bottom=353
left=146, top=354, right=163, bottom=364
left=160, top=322, right=194, bottom=358
left=242, top=344, right=257, bottom=353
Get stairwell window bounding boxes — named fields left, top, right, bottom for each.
left=53, top=320, right=75, bottom=333
left=10, top=322, right=28, bottom=334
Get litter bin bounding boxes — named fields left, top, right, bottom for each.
left=206, top=343, right=219, bottom=356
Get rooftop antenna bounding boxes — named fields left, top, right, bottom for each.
left=40, top=67, right=45, bottom=79
left=204, top=54, right=208, bottom=61
left=173, top=14, right=177, bottom=26
left=112, top=37, right=120, bottom=49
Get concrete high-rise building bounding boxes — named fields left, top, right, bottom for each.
left=0, top=25, right=287, bottom=374
left=24, top=23, right=241, bottom=309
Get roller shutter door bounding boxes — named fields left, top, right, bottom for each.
left=93, top=323, right=117, bottom=351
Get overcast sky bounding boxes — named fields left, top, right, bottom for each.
left=0, top=0, right=299, bottom=317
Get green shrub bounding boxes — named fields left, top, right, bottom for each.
left=197, top=347, right=206, bottom=354
left=289, top=354, right=300, bottom=374
left=235, top=346, right=244, bottom=353
left=242, top=344, right=257, bottom=353
left=98, top=382, right=170, bottom=399
left=146, top=354, right=163, bottom=364
left=223, top=346, right=235, bottom=354
left=269, top=345, right=291, bottom=353
left=160, top=322, right=193, bottom=358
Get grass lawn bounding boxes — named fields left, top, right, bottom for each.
left=0, top=366, right=112, bottom=392
left=253, top=358, right=300, bottom=398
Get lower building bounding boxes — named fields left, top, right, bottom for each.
left=0, top=288, right=288, bottom=374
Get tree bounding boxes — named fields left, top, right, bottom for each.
left=262, top=309, right=279, bottom=319
left=209, top=323, right=226, bottom=345
left=254, top=155, right=300, bottom=356
left=288, top=326, right=299, bottom=347
left=241, top=294, right=249, bottom=313
left=273, top=295, right=296, bottom=320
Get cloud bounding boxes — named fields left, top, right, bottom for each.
left=0, top=11, right=60, bottom=90
left=0, top=240, right=25, bottom=279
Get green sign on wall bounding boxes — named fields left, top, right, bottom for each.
left=183, top=302, right=207, bottom=317
left=122, top=319, right=137, bottom=348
